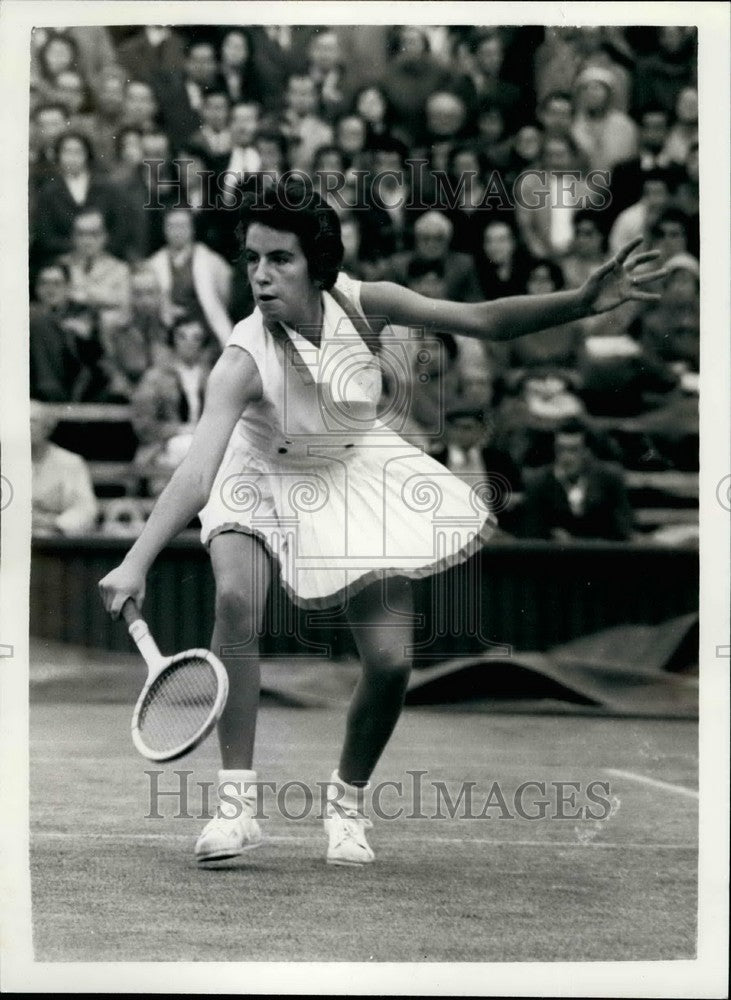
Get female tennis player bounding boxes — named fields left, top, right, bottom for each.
left=99, top=177, right=665, bottom=866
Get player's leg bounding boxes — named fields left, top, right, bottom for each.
left=210, top=530, right=271, bottom=768
left=196, top=530, right=271, bottom=864
left=324, top=575, right=413, bottom=866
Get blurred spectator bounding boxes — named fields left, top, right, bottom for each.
left=571, top=66, right=638, bottom=172
left=115, top=25, right=187, bottom=83
left=255, top=130, right=290, bottom=181
left=30, top=263, right=108, bottom=403
left=190, top=88, right=232, bottom=158
left=387, top=211, right=480, bottom=302
left=536, top=91, right=575, bottom=141
left=334, top=114, right=369, bottom=171
left=561, top=211, right=608, bottom=289
left=306, top=30, right=349, bottom=122
left=102, top=267, right=172, bottom=401
left=634, top=253, right=699, bottom=376
left=520, top=418, right=634, bottom=541
left=29, top=102, right=67, bottom=192
left=633, top=27, right=697, bottom=116
left=493, top=368, right=586, bottom=470
left=153, top=39, right=219, bottom=150
left=475, top=219, right=533, bottom=300
left=673, top=144, right=699, bottom=255
left=381, top=26, right=455, bottom=145
left=281, top=74, right=334, bottom=172
left=456, top=30, right=525, bottom=122
left=131, top=315, right=214, bottom=494
left=607, top=106, right=673, bottom=222
left=663, top=86, right=698, bottom=166
left=53, top=69, right=94, bottom=132
left=88, top=66, right=129, bottom=169
left=61, top=209, right=132, bottom=336
left=357, top=136, right=415, bottom=263
left=578, top=323, right=679, bottom=419
left=217, top=29, right=266, bottom=106
left=608, top=169, right=672, bottom=255
left=110, top=130, right=178, bottom=260
left=31, top=26, right=117, bottom=107
left=145, top=207, right=233, bottom=346
left=352, top=83, right=393, bottom=144
left=31, top=400, right=98, bottom=536
left=440, top=145, right=494, bottom=257
left=434, top=401, right=523, bottom=495
left=217, top=102, right=262, bottom=207
left=420, top=91, right=469, bottom=173
left=497, top=260, right=584, bottom=380
left=31, top=31, right=81, bottom=108
left=515, top=133, right=589, bottom=260
left=650, top=209, right=691, bottom=264
left=32, top=131, right=126, bottom=271
left=474, top=100, right=509, bottom=167
left=122, top=79, right=160, bottom=133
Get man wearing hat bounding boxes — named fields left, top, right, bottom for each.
left=572, top=65, right=638, bottom=172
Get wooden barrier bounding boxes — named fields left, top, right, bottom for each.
left=30, top=535, right=698, bottom=661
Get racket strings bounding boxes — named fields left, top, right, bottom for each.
left=138, top=658, right=220, bottom=754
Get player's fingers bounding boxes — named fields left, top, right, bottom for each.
left=614, top=235, right=645, bottom=264
left=631, top=289, right=663, bottom=302
left=110, top=592, right=130, bottom=621
left=627, top=250, right=661, bottom=269
left=592, top=257, right=618, bottom=280
left=632, top=267, right=669, bottom=285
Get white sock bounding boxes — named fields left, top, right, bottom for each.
left=327, top=769, right=368, bottom=815
left=217, top=768, right=257, bottom=818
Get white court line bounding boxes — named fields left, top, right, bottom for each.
left=604, top=768, right=699, bottom=799
left=29, top=831, right=696, bottom=849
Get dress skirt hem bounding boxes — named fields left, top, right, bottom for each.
left=204, top=517, right=496, bottom=611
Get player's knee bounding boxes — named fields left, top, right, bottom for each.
left=365, top=651, right=412, bottom=685
left=214, top=583, right=260, bottom=634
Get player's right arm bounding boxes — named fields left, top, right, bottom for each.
left=99, top=346, right=262, bottom=618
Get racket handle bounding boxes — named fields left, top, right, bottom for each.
left=122, top=598, right=141, bottom=626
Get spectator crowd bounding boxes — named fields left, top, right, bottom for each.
left=28, top=24, right=699, bottom=542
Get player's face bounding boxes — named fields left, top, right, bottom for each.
left=245, top=223, right=320, bottom=327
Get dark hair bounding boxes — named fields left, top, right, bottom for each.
left=235, top=176, right=343, bottom=290
left=312, top=144, right=345, bottom=173
left=368, top=133, right=409, bottom=162
left=37, top=31, right=79, bottom=81
left=651, top=208, right=689, bottom=238
left=167, top=313, right=208, bottom=348
left=407, top=257, right=446, bottom=280
left=555, top=416, right=586, bottom=438
left=640, top=104, right=670, bottom=122
left=526, top=259, right=565, bottom=291
left=202, top=87, right=230, bottom=104
left=642, top=167, right=674, bottom=189
left=54, top=129, right=94, bottom=166
left=447, top=142, right=489, bottom=177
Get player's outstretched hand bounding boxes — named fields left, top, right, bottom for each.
left=98, top=562, right=146, bottom=620
left=580, top=236, right=669, bottom=315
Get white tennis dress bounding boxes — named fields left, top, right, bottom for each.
left=198, top=272, right=497, bottom=609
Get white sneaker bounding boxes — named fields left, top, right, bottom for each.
left=195, top=809, right=262, bottom=864
left=325, top=803, right=375, bottom=866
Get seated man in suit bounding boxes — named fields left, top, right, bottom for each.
left=385, top=210, right=481, bottom=303
left=520, top=417, right=634, bottom=541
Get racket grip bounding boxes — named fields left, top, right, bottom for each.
left=122, top=598, right=141, bottom=626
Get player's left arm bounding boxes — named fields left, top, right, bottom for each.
left=360, top=237, right=667, bottom=343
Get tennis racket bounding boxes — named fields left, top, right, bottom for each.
left=122, top=599, right=229, bottom=762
